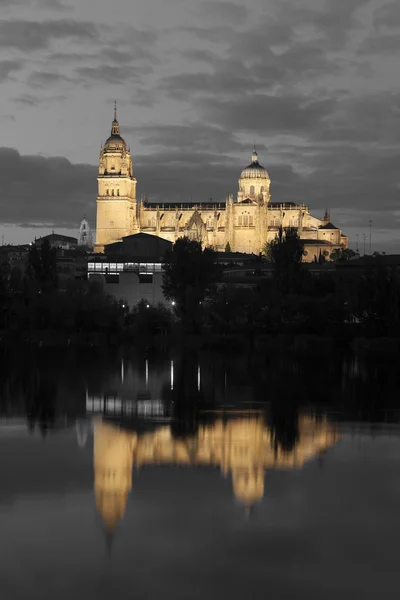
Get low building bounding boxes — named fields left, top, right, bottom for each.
left=0, top=244, right=30, bottom=271
left=88, top=233, right=173, bottom=308
left=35, top=233, right=78, bottom=250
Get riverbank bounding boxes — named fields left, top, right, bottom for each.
left=1, top=328, right=400, bottom=359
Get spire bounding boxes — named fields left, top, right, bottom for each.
left=251, top=146, right=259, bottom=164
left=111, top=101, right=120, bottom=136
left=323, top=208, right=331, bottom=223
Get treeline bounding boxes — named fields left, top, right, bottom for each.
left=1, top=233, right=399, bottom=344
left=0, top=240, right=124, bottom=338
left=161, top=232, right=400, bottom=340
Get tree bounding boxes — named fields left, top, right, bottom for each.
left=330, top=248, right=356, bottom=262
left=26, top=240, right=58, bottom=293
left=263, top=227, right=305, bottom=293
left=225, top=242, right=232, bottom=253
left=162, top=237, right=220, bottom=332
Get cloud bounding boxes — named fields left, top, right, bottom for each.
left=76, top=64, right=149, bottom=86
left=0, top=0, right=71, bottom=9
left=27, top=70, right=73, bottom=88
left=13, top=93, right=66, bottom=106
left=0, top=59, right=23, bottom=82
left=0, top=19, right=98, bottom=52
left=193, top=1, right=249, bottom=26
left=373, top=1, right=400, bottom=30
left=358, top=31, right=400, bottom=54
left=199, top=93, right=336, bottom=135
left=127, top=122, right=248, bottom=155
left=0, top=148, right=96, bottom=228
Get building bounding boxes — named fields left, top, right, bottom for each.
left=78, top=218, right=93, bottom=249
left=88, top=233, right=172, bottom=307
left=0, top=244, right=30, bottom=271
left=35, top=233, right=78, bottom=250
left=95, top=108, right=348, bottom=261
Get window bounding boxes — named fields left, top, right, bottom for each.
left=249, top=216, right=253, bottom=226
left=238, top=216, right=243, bottom=226
left=111, top=189, right=114, bottom=196
left=244, top=215, right=249, bottom=226
left=106, top=190, right=109, bottom=196
left=260, top=186, right=264, bottom=193
left=250, top=185, right=255, bottom=196
left=117, top=189, right=120, bottom=196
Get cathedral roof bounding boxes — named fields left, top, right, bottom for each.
left=103, top=103, right=127, bottom=152
left=319, top=222, right=339, bottom=230
left=240, top=149, right=270, bottom=180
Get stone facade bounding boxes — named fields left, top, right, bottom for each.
left=95, top=111, right=348, bottom=261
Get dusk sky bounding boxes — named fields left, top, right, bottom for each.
left=1, top=0, right=399, bottom=251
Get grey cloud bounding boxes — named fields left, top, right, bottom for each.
left=0, top=59, right=23, bottom=82
left=373, top=1, right=400, bottom=30
left=76, top=64, right=149, bottom=86
left=358, top=31, right=400, bottom=54
left=194, top=1, right=248, bottom=26
left=36, top=0, right=72, bottom=11
left=199, top=93, right=336, bottom=135
left=313, top=92, right=400, bottom=145
left=27, top=71, right=73, bottom=88
left=126, top=123, right=249, bottom=155
left=157, top=69, right=272, bottom=101
left=0, top=19, right=98, bottom=52
left=0, top=0, right=71, bottom=9
left=0, top=148, right=96, bottom=228
left=13, top=93, right=66, bottom=106
left=173, top=48, right=220, bottom=65
left=130, top=88, right=157, bottom=108
left=179, top=25, right=236, bottom=44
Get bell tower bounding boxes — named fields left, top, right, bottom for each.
left=94, top=103, right=138, bottom=253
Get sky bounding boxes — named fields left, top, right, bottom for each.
left=0, top=0, right=399, bottom=252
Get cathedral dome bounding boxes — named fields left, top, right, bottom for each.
left=103, top=104, right=127, bottom=152
left=240, top=150, right=269, bottom=180
left=104, top=131, right=127, bottom=152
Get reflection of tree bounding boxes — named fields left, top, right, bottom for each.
left=170, top=352, right=202, bottom=440
left=26, top=378, right=57, bottom=437
left=267, top=397, right=299, bottom=454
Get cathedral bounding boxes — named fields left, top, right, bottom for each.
left=95, top=108, right=348, bottom=260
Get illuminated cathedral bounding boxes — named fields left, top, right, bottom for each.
left=94, top=107, right=348, bottom=260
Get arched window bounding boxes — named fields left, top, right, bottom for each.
left=260, top=186, right=264, bottom=193
left=111, top=189, right=114, bottom=196
left=106, top=189, right=109, bottom=196
left=249, top=216, right=253, bottom=226
left=117, top=189, right=120, bottom=196
left=250, top=185, right=255, bottom=196
left=244, top=215, right=249, bottom=226
left=238, top=216, right=243, bottom=226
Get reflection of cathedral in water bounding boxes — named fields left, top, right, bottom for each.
left=94, top=415, right=340, bottom=536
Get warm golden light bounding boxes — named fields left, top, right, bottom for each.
left=93, top=414, right=340, bottom=532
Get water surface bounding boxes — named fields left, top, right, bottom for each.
left=0, top=348, right=399, bottom=599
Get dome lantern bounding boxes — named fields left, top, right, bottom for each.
left=103, top=101, right=127, bottom=152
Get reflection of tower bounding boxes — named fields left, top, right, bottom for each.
left=222, top=418, right=266, bottom=509
left=94, top=419, right=137, bottom=547
left=76, top=419, right=89, bottom=448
